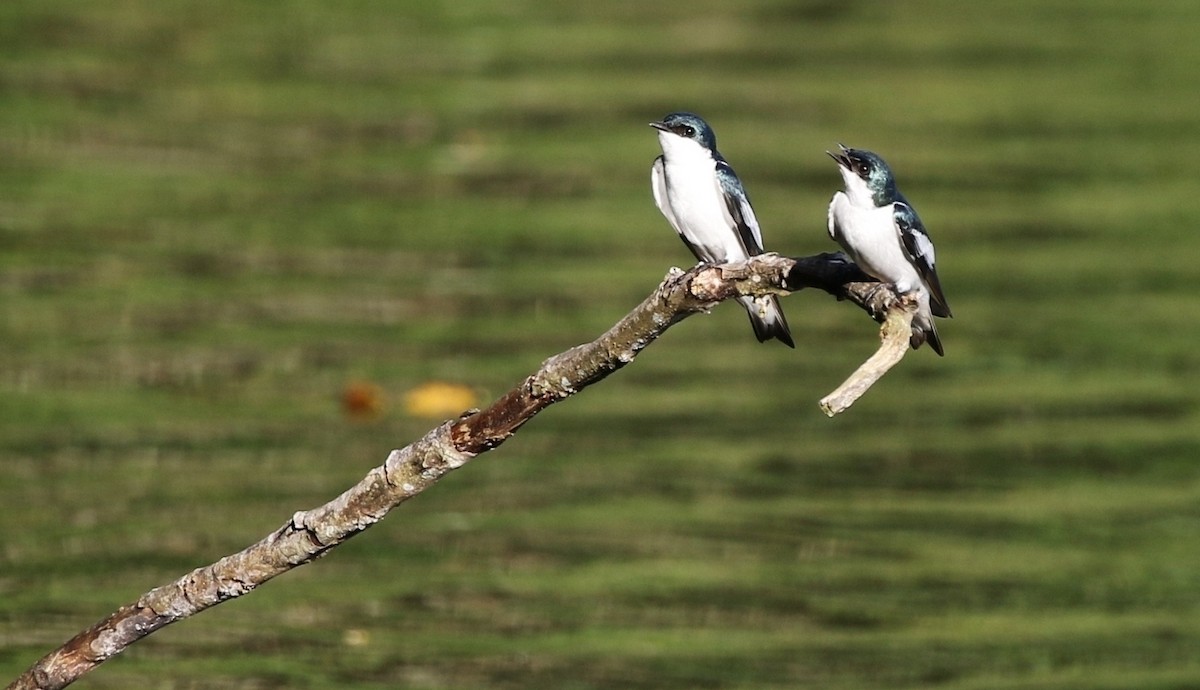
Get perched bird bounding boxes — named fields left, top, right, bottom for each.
left=650, top=112, right=794, bottom=348
left=826, top=145, right=952, bottom=355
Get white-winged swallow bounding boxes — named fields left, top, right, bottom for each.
left=827, top=145, right=951, bottom=355
left=650, top=112, right=794, bottom=347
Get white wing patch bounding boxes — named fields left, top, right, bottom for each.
left=894, top=201, right=935, bottom=272
left=909, top=226, right=936, bottom=266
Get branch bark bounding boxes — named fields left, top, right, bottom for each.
left=7, top=252, right=903, bottom=690
left=819, top=290, right=917, bottom=416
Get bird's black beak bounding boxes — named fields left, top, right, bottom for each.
left=649, top=122, right=670, bottom=132
left=827, top=147, right=851, bottom=169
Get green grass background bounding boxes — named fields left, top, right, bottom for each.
left=3, top=1, right=1200, bottom=688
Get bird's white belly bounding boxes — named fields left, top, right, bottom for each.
left=831, top=198, right=921, bottom=293
left=663, top=161, right=743, bottom=263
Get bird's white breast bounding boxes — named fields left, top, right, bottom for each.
left=657, top=134, right=743, bottom=263
left=828, top=193, right=921, bottom=293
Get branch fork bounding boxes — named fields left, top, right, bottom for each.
left=8, top=252, right=916, bottom=690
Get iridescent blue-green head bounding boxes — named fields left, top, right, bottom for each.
left=828, top=144, right=897, bottom=206
left=650, top=112, right=718, bottom=153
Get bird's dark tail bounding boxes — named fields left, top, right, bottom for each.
left=739, top=295, right=795, bottom=348
left=911, top=323, right=945, bottom=356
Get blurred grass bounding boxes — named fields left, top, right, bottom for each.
left=2, top=1, right=1200, bottom=688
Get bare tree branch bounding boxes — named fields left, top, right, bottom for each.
left=7, top=253, right=904, bottom=690
left=820, top=291, right=918, bottom=416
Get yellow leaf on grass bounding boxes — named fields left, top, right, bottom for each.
left=403, top=380, right=478, bottom=418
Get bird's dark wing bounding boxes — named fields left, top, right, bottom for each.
left=714, top=159, right=764, bottom=256
left=894, top=200, right=952, bottom=318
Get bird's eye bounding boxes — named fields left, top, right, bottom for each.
left=856, top=162, right=870, bottom=176
left=681, top=125, right=696, bottom=137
